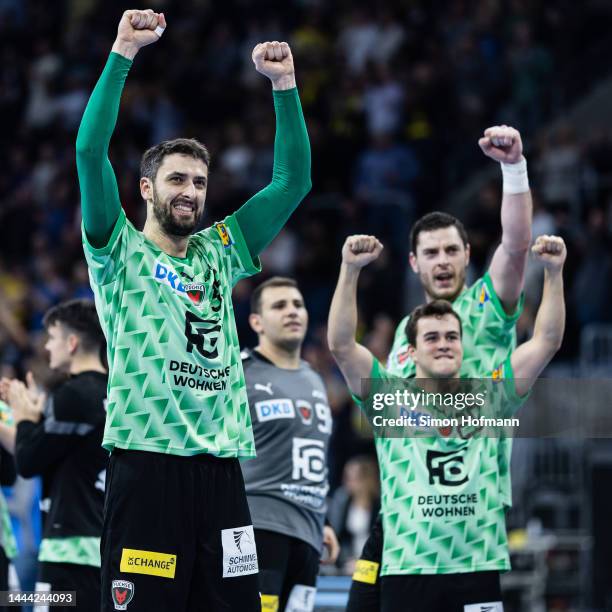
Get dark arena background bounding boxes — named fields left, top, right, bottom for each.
left=1, top=1, right=612, bottom=611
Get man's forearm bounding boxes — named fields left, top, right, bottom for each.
left=235, top=88, right=311, bottom=257
left=76, top=52, right=131, bottom=247
left=328, top=264, right=361, bottom=355
left=489, top=176, right=532, bottom=308
left=533, top=268, right=565, bottom=352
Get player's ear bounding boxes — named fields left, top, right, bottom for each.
left=249, top=313, right=263, bottom=335
left=409, top=251, right=419, bottom=274
left=68, top=333, right=80, bottom=355
left=140, top=177, right=153, bottom=202
left=464, top=242, right=471, bottom=267
left=407, top=343, right=418, bottom=364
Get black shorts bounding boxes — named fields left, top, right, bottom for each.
left=346, top=514, right=382, bottom=612
left=0, top=547, right=8, bottom=612
left=255, top=529, right=319, bottom=612
left=101, top=449, right=260, bottom=612
left=35, top=562, right=100, bottom=612
left=381, top=571, right=503, bottom=612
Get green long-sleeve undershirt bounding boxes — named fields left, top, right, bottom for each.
left=76, top=52, right=311, bottom=255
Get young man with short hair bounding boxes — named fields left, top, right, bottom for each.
left=1, top=299, right=107, bottom=611
left=241, top=277, right=338, bottom=612
left=328, top=233, right=565, bottom=611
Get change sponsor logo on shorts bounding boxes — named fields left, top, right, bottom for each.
left=352, top=559, right=379, bottom=585
left=255, top=398, right=295, bottom=422
left=221, top=525, right=258, bottom=578
left=111, top=580, right=135, bottom=610
left=260, top=594, right=279, bottom=611
left=120, top=548, right=177, bottom=579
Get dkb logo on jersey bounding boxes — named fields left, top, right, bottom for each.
left=255, top=399, right=295, bottom=422
left=184, top=311, right=221, bottom=359
left=154, top=261, right=186, bottom=294
left=292, top=438, right=326, bottom=483
left=111, top=580, right=134, bottom=610
left=426, top=445, right=469, bottom=486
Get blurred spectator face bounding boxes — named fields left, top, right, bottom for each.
left=343, top=457, right=379, bottom=499
left=407, top=314, right=463, bottom=378
left=409, top=227, right=470, bottom=300
left=249, top=286, right=308, bottom=351
left=44, top=322, right=76, bottom=372
left=142, top=153, right=208, bottom=237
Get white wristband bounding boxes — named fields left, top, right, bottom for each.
left=154, top=25, right=165, bottom=38
left=501, top=157, right=529, bottom=194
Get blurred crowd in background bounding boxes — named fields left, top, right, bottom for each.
left=2, top=0, right=612, bottom=584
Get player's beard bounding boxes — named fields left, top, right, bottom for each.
left=422, top=266, right=467, bottom=302
left=152, top=190, right=203, bottom=237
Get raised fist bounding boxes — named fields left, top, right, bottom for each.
left=478, top=125, right=523, bottom=164
left=532, top=235, right=566, bottom=271
left=114, top=9, right=166, bottom=56
left=252, top=42, right=296, bottom=90
left=342, top=235, right=384, bottom=269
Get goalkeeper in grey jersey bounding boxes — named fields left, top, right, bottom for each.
left=241, top=277, right=339, bottom=612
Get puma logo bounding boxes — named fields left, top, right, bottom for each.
left=254, top=383, right=273, bottom=396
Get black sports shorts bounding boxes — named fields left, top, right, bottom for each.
left=346, top=513, right=383, bottom=612
left=101, top=449, right=260, bottom=612
left=35, top=561, right=100, bottom=612
left=255, top=529, right=319, bottom=611
left=380, top=571, right=503, bottom=612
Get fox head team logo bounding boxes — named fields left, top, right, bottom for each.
left=184, top=282, right=205, bottom=307
left=296, top=400, right=313, bottom=426
left=233, top=528, right=253, bottom=554
left=396, top=349, right=411, bottom=365
left=111, top=580, right=134, bottom=610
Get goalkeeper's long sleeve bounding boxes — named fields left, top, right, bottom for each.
left=76, top=52, right=131, bottom=248
left=234, top=88, right=311, bottom=257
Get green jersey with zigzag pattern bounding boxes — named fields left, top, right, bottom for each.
left=387, top=272, right=522, bottom=507
left=83, top=210, right=260, bottom=457
left=362, top=358, right=522, bottom=575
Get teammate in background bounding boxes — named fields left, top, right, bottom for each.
left=76, top=9, right=310, bottom=611
left=0, top=299, right=107, bottom=612
left=328, top=234, right=565, bottom=611
left=241, top=277, right=339, bottom=612
left=0, top=401, right=18, bottom=611
left=347, top=126, right=533, bottom=610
